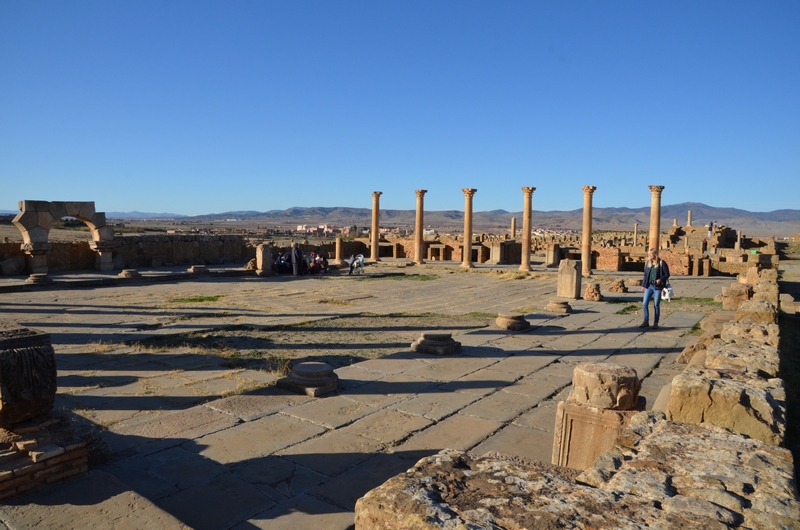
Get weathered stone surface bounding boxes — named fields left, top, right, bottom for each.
left=0, top=326, right=57, bottom=428
left=556, top=259, right=581, bottom=299
left=608, top=279, right=628, bottom=293
left=676, top=334, right=717, bottom=364
left=578, top=412, right=800, bottom=529
left=735, top=300, right=778, bottom=325
left=722, top=282, right=752, bottom=310
left=569, top=363, right=640, bottom=410
left=355, top=449, right=726, bottom=529
left=665, top=368, right=785, bottom=446
left=582, top=282, right=603, bottom=301
left=721, top=319, right=780, bottom=347
left=704, top=339, right=780, bottom=378
left=495, top=313, right=530, bottom=331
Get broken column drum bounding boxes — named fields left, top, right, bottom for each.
left=0, top=325, right=57, bottom=428
left=277, top=362, right=339, bottom=397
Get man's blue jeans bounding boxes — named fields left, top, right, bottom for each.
left=642, top=285, right=662, bottom=325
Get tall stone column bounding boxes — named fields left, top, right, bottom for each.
left=461, top=188, right=477, bottom=269
left=581, top=186, right=597, bottom=276
left=510, top=217, right=517, bottom=239
left=633, top=223, right=639, bottom=247
left=334, top=236, right=345, bottom=266
left=414, top=190, right=427, bottom=264
left=687, top=210, right=693, bottom=227
left=648, top=186, right=665, bottom=251
left=370, top=191, right=382, bottom=262
left=519, top=187, right=536, bottom=271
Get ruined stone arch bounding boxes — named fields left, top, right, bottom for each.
left=12, top=201, right=117, bottom=275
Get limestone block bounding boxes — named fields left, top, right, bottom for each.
left=759, top=268, right=778, bottom=281
left=665, top=368, right=785, bottom=446
left=63, top=201, right=85, bottom=218
left=117, top=269, right=141, bottom=278
left=245, top=258, right=257, bottom=270
left=608, top=279, right=628, bottom=293
left=93, top=226, right=115, bottom=242
left=78, top=202, right=96, bottom=220
left=721, top=282, right=752, bottom=310
left=410, top=332, right=461, bottom=355
left=704, top=340, right=779, bottom=378
left=24, top=226, right=50, bottom=244
left=753, top=291, right=780, bottom=306
left=495, top=313, right=530, bottom=331
left=255, top=244, right=273, bottom=272
left=87, top=212, right=107, bottom=230
left=578, top=412, right=800, bottom=529
left=0, top=325, right=57, bottom=427
left=753, top=279, right=779, bottom=294
left=556, top=259, right=581, bottom=299
left=583, top=282, right=603, bottom=301
left=36, top=211, right=55, bottom=230
left=721, top=319, right=779, bottom=346
left=569, top=363, right=641, bottom=410
left=676, top=334, right=717, bottom=364
left=48, top=201, right=67, bottom=220
left=12, top=210, right=39, bottom=231
left=735, top=300, right=778, bottom=325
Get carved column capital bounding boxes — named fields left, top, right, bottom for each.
left=372, top=191, right=383, bottom=200
left=522, top=186, right=536, bottom=196
left=582, top=186, right=597, bottom=196
left=462, top=188, right=477, bottom=198
left=648, top=185, right=665, bottom=196
left=415, top=189, right=427, bottom=198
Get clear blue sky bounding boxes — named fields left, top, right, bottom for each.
left=2, top=1, right=798, bottom=216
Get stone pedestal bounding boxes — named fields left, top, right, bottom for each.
left=552, top=363, right=642, bottom=470
left=557, top=259, right=582, bottom=299
left=410, top=333, right=461, bottom=355
left=545, top=299, right=572, bottom=314
left=545, top=244, right=561, bottom=268
left=21, top=242, right=51, bottom=275
left=495, top=313, right=530, bottom=331
left=277, top=362, right=338, bottom=397
left=256, top=244, right=274, bottom=275
left=583, top=282, right=602, bottom=301
left=88, top=240, right=119, bottom=272
left=0, top=325, right=57, bottom=428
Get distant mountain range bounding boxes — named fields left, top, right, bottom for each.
left=3, top=202, right=799, bottom=236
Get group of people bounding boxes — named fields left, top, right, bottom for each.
left=272, top=243, right=329, bottom=276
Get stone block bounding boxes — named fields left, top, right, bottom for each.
left=608, top=279, right=627, bottom=293
left=93, top=226, right=115, bottom=242
left=495, top=313, right=530, bottom=331
left=721, top=319, right=779, bottom=346
left=87, top=212, right=107, bottom=230
left=704, top=340, right=779, bottom=378
left=256, top=244, right=273, bottom=272
left=117, top=269, right=141, bottom=279
left=583, top=282, right=602, bottom=301
left=556, top=259, right=581, bottom=299
left=759, top=268, right=778, bottom=281
left=0, top=326, right=57, bottom=428
left=568, top=363, right=641, bottom=410
left=721, top=282, right=751, bottom=310
left=735, top=300, right=778, bottom=325
left=36, top=212, right=55, bottom=230
left=78, top=202, right=96, bottom=221
left=665, top=368, right=785, bottom=446
left=410, top=333, right=461, bottom=355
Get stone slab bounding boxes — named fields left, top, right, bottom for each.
left=202, top=388, right=312, bottom=422
left=342, top=408, right=433, bottom=445
left=242, top=493, right=354, bottom=530
left=281, top=395, right=377, bottom=429
left=187, top=414, right=325, bottom=465
left=471, top=423, right=555, bottom=464
left=397, top=413, right=502, bottom=452
left=277, top=430, right=384, bottom=477
left=459, top=389, right=536, bottom=422
left=389, top=391, right=479, bottom=421
left=435, top=368, right=519, bottom=397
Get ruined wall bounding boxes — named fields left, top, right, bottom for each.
left=594, top=248, right=620, bottom=271
left=658, top=250, right=691, bottom=276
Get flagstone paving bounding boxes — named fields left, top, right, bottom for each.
left=0, top=263, right=731, bottom=529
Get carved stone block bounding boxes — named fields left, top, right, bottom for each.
left=410, top=333, right=461, bottom=355
left=495, top=313, right=530, bottom=331
left=277, top=361, right=338, bottom=397
left=0, top=325, right=57, bottom=428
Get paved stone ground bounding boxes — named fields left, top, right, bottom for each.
left=0, top=261, right=731, bottom=529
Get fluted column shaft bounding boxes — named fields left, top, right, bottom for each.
left=414, top=190, right=427, bottom=264
left=648, top=185, right=665, bottom=250
left=581, top=186, right=597, bottom=275
left=510, top=217, right=517, bottom=238
left=520, top=187, right=536, bottom=271
left=461, top=188, right=477, bottom=268
left=334, top=236, right=344, bottom=266
left=633, top=223, right=639, bottom=247
left=371, top=192, right=382, bottom=261
left=687, top=210, right=693, bottom=227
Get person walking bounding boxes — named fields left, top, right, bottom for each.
left=640, top=248, right=670, bottom=329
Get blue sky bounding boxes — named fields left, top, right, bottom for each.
left=2, top=1, right=798, bottom=216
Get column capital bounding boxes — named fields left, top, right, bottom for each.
left=372, top=191, right=383, bottom=199
left=582, top=185, right=597, bottom=195
left=648, top=185, right=665, bottom=195
left=415, top=189, right=428, bottom=197
left=462, top=188, right=477, bottom=198
left=521, top=186, right=536, bottom=196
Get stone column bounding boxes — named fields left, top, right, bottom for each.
left=648, top=185, right=665, bottom=250
left=581, top=186, right=596, bottom=276
left=519, top=187, right=536, bottom=271
left=510, top=217, right=517, bottom=239
left=735, top=230, right=742, bottom=251
left=334, top=236, right=345, bottom=266
left=256, top=243, right=274, bottom=276
left=633, top=223, right=639, bottom=247
left=687, top=210, right=693, bottom=227
left=461, top=188, right=477, bottom=269
left=21, top=243, right=51, bottom=275
left=88, top=241, right=119, bottom=272
left=414, top=190, right=427, bottom=264
left=370, top=191, right=382, bottom=262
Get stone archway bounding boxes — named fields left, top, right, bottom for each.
left=12, top=200, right=117, bottom=275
